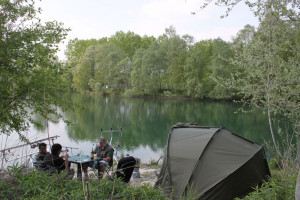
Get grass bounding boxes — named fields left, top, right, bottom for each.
left=0, top=165, right=167, bottom=200
left=1, top=161, right=297, bottom=200
left=235, top=173, right=297, bottom=200
left=235, top=160, right=298, bottom=200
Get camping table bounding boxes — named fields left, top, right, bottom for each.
left=68, top=154, right=102, bottom=179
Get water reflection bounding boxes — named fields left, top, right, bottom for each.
left=60, top=94, right=276, bottom=161
left=8, top=94, right=288, bottom=164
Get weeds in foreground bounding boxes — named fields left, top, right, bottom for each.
left=235, top=153, right=298, bottom=200
left=235, top=173, right=297, bottom=200
left=0, top=165, right=167, bottom=200
left=1, top=161, right=298, bottom=200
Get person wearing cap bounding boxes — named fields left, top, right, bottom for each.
left=85, top=137, right=114, bottom=178
left=35, top=142, right=50, bottom=162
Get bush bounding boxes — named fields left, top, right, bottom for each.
left=0, top=165, right=167, bottom=200
left=235, top=174, right=297, bottom=200
left=123, top=88, right=144, bottom=97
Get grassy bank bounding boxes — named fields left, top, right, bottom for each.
left=0, top=165, right=167, bottom=200
left=0, top=164, right=297, bottom=200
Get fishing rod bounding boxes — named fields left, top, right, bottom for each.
left=117, top=105, right=126, bottom=147
left=61, top=146, right=79, bottom=155
left=97, top=100, right=128, bottom=164
left=0, top=135, right=60, bottom=153
left=62, top=146, right=79, bottom=150
left=112, top=106, right=126, bottom=161
left=0, top=135, right=60, bottom=166
left=4, top=152, right=38, bottom=163
left=109, top=109, right=117, bottom=144
left=100, top=98, right=108, bottom=137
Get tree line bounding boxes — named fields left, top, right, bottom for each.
left=65, top=26, right=245, bottom=99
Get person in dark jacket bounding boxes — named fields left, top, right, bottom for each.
left=35, top=142, right=50, bottom=162
left=43, top=143, right=70, bottom=172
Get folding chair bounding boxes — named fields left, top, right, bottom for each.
left=32, top=161, right=56, bottom=173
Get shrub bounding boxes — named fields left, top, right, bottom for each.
left=123, top=88, right=144, bottom=97
left=0, top=165, right=167, bottom=200
left=235, top=174, right=297, bottom=200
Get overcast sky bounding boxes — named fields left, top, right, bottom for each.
left=35, top=0, right=259, bottom=60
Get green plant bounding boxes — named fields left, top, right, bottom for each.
left=162, top=91, right=173, bottom=97
left=269, top=157, right=282, bottom=170
left=0, top=165, right=168, bottom=200
left=235, top=173, right=297, bottom=200
left=123, top=88, right=144, bottom=97
left=149, top=158, right=159, bottom=166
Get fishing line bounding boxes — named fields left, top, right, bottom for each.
left=110, top=109, right=117, bottom=130
left=113, top=103, right=127, bottom=163
left=109, top=109, right=117, bottom=144
left=100, top=98, right=108, bottom=137
left=117, top=105, right=126, bottom=147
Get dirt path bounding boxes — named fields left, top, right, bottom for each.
left=71, top=163, right=161, bottom=186
left=128, top=164, right=160, bottom=186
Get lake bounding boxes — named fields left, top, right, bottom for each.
left=2, top=94, right=281, bottom=166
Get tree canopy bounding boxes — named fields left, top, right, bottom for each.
left=199, top=1, right=300, bottom=179
left=0, top=0, right=71, bottom=140
left=68, top=26, right=237, bottom=99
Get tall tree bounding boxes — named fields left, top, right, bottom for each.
left=72, top=45, right=96, bottom=91
left=0, top=0, right=70, bottom=140
left=141, top=42, right=168, bottom=94
left=207, top=38, right=236, bottom=99
left=131, top=48, right=147, bottom=94
left=159, top=26, right=188, bottom=92
left=113, top=57, right=133, bottom=91
left=185, top=40, right=213, bottom=98
left=232, top=24, right=256, bottom=50
left=93, top=43, right=126, bottom=93
left=65, top=38, right=108, bottom=87
left=202, top=0, right=300, bottom=172
left=232, top=12, right=300, bottom=153
left=109, top=31, right=154, bottom=60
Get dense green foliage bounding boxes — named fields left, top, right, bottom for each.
left=66, top=27, right=237, bottom=99
left=0, top=0, right=72, bottom=140
left=236, top=170, right=297, bottom=200
left=0, top=165, right=167, bottom=200
left=201, top=0, right=300, bottom=162
left=237, top=176, right=296, bottom=200
left=0, top=165, right=296, bottom=200
left=200, top=1, right=300, bottom=197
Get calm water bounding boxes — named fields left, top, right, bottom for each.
left=3, top=94, right=281, bottom=165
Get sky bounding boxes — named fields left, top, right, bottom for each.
left=35, top=0, right=259, bottom=60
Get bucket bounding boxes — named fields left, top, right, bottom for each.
left=132, top=167, right=140, bottom=179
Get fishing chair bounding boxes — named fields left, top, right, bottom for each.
left=32, top=161, right=57, bottom=173
left=99, top=160, right=114, bottom=179
left=87, top=160, right=113, bottom=179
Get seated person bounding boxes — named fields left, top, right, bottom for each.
left=83, top=137, right=114, bottom=178
left=43, top=143, right=71, bottom=173
left=35, top=142, right=50, bottom=162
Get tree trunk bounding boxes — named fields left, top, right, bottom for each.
left=296, top=130, right=300, bottom=200
left=267, top=106, right=281, bottom=158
